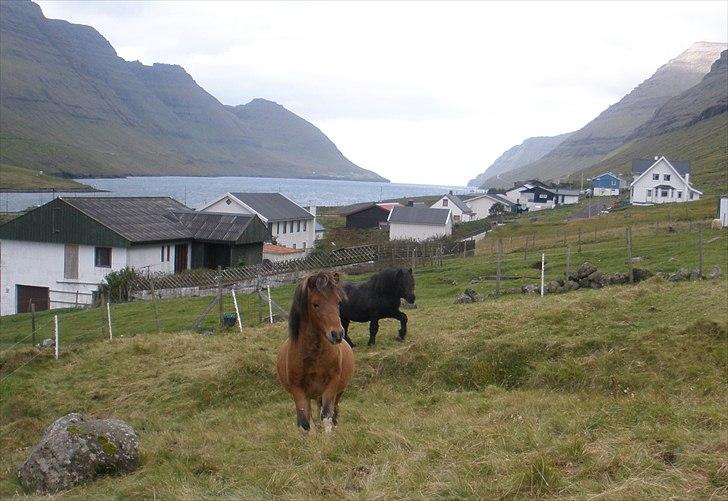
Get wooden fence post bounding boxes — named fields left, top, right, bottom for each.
left=148, top=276, right=161, bottom=334
left=217, top=266, right=224, bottom=327
left=267, top=285, right=274, bottom=324
left=54, top=315, right=59, bottom=360
left=626, top=226, right=634, bottom=284
left=496, top=238, right=503, bottom=296
left=231, top=289, right=243, bottom=334
left=565, top=244, right=571, bottom=280
left=31, top=303, right=36, bottom=346
left=578, top=228, right=582, bottom=253
left=698, top=224, right=704, bottom=277
left=106, top=301, right=113, bottom=341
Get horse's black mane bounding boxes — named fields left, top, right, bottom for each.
left=288, top=272, right=345, bottom=341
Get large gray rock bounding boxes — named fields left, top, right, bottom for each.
left=522, top=284, right=539, bottom=294
left=546, top=280, right=560, bottom=293
left=632, top=268, right=653, bottom=282
left=576, top=262, right=597, bottom=279
left=454, top=288, right=481, bottom=304
left=670, top=268, right=690, bottom=282
left=587, top=271, right=605, bottom=287
left=17, top=413, right=139, bottom=494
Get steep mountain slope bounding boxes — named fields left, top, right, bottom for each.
left=0, top=1, right=385, bottom=182
left=577, top=51, right=728, bottom=192
left=480, top=42, right=726, bottom=188
left=467, top=133, right=572, bottom=187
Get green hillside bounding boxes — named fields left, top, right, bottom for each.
left=0, top=164, right=91, bottom=191
left=0, top=1, right=384, bottom=182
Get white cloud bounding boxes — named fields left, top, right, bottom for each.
left=36, top=1, right=728, bottom=184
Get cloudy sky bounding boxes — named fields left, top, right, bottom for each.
left=36, top=1, right=728, bottom=185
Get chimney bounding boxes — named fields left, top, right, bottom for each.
left=684, top=173, right=690, bottom=186
left=407, top=200, right=414, bottom=207
left=654, top=155, right=659, bottom=161
left=448, top=190, right=453, bottom=195
left=308, top=205, right=317, bottom=217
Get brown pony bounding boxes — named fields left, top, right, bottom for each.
left=276, top=272, right=354, bottom=432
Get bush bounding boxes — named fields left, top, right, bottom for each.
left=98, top=267, right=140, bottom=303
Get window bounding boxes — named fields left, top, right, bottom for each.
left=661, top=189, right=668, bottom=198
left=268, top=222, right=273, bottom=234
left=677, top=191, right=682, bottom=199
left=161, top=246, right=165, bottom=262
left=652, top=173, right=659, bottom=180
left=302, top=241, right=307, bottom=250
left=95, top=247, right=111, bottom=268
left=225, top=198, right=231, bottom=205
left=646, top=189, right=652, bottom=197
left=453, top=214, right=461, bottom=223
left=64, top=244, right=78, bottom=279
left=443, top=199, right=449, bottom=207
left=663, top=174, right=671, bottom=181
left=276, top=222, right=280, bottom=234
left=283, top=221, right=287, bottom=234
left=690, top=192, right=694, bottom=200
left=293, top=243, right=297, bottom=249
left=290, top=221, right=294, bottom=233
left=166, top=246, right=170, bottom=262
left=303, top=221, right=307, bottom=232
left=297, top=220, right=301, bottom=232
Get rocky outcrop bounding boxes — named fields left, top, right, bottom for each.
left=454, top=289, right=481, bottom=304
left=17, top=413, right=139, bottom=494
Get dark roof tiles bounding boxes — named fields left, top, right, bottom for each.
left=229, top=192, right=313, bottom=221
left=632, top=158, right=691, bottom=175
left=389, top=206, right=450, bottom=225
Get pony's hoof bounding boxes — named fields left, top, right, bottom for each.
left=322, top=417, right=334, bottom=433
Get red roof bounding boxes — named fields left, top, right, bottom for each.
left=376, top=203, right=403, bottom=211
left=263, top=244, right=305, bottom=255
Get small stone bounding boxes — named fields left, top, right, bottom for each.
left=522, top=284, right=539, bottom=294
left=670, top=268, right=690, bottom=282
left=708, top=265, right=721, bottom=279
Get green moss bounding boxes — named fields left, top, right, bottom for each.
left=98, top=435, right=117, bottom=455
left=67, top=425, right=82, bottom=435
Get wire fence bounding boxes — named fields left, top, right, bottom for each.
left=1, top=217, right=724, bottom=383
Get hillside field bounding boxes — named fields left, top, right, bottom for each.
left=1, top=199, right=727, bottom=498
left=0, top=164, right=92, bottom=191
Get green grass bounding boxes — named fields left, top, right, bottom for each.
left=1, top=279, right=726, bottom=498
left=0, top=163, right=92, bottom=191
left=1, top=201, right=727, bottom=498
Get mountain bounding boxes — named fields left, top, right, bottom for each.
left=578, top=50, right=728, bottom=191
left=467, top=132, right=572, bottom=187
left=478, top=42, right=726, bottom=188
left=0, top=1, right=385, bottom=182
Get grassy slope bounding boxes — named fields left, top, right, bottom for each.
left=576, top=114, right=728, bottom=193
left=1, top=201, right=726, bottom=498
left=1, top=281, right=726, bottom=498
left=0, top=163, right=91, bottom=191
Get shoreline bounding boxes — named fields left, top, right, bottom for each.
left=0, top=187, right=105, bottom=193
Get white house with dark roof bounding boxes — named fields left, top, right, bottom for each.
left=463, top=193, right=517, bottom=219
left=629, top=157, right=702, bottom=205
left=0, top=197, right=269, bottom=315
left=430, top=192, right=474, bottom=223
left=388, top=207, right=452, bottom=241
left=200, top=192, right=316, bottom=253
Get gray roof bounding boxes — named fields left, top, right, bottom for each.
left=488, top=194, right=516, bottom=206
left=552, top=188, right=581, bottom=196
left=172, top=211, right=264, bottom=243
left=389, top=206, right=450, bottom=225
left=632, top=158, right=691, bottom=176
left=443, top=194, right=473, bottom=214
left=63, top=197, right=192, bottom=243
left=230, top=192, right=313, bottom=221
left=315, top=221, right=325, bottom=232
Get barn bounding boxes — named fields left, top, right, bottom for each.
left=344, top=202, right=402, bottom=229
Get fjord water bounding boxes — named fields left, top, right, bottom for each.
left=0, top=176, right=470, bottom=212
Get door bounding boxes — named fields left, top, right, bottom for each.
left=174, top=244, right=188, bottom=273
left=17, top=285, right=50, bottom=313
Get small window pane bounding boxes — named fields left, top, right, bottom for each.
left=161, top=246, right=165, bottom=262
left=95, top=247, right=111, bottom=268
left=290, top=221, right=294, bottom=232
left=664, top=174, right=670, bottom=181
left=283, top=222, right=287, bottom=234
left=297, top=220, right=301, bottom=232
left=652, top=174, right=659, bottom=180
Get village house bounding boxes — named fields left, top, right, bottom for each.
left=343, top=202, right=402, bottom=229
left=430, top=192, right=474, bottom=223
left=388, top=206, right=452, bottom=241
left=629, top=157, right=702, bottom=205
left=462, top=193, right=517, bottom=219
left=200, top=192, right=316, bottom=254
left=0, top=197, right=269, bottom=315
left=592, top=172, right=626, bottom=196
left=504, top=180, right=550, bottom=205
left=719, top=196, right=728, bottom=228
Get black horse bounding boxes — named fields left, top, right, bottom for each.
left=340, top=267, right=416, bottom=347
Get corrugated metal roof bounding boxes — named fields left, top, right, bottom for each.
left=444, top=194, right=473, bottom=214
left=632, top=158, right=691, bottom=175
left=230, top=192, right=313, bottom=221
left=489, top=194, right=516, bottom=206
left=63, top=197, right=192, bottom=243
left=389, top=206, right=450, bottom=225
left=172, top=211, right=257, bottom=242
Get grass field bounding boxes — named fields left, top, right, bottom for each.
left=1, top=200, right=726, bottom=498
left=0, top=163, right=92, bottom=191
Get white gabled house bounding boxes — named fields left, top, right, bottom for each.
left=200, top=192, right=316, bottom=255
left=430, top=192, right=474, bottom=223
left=388, top=207, right=452, bottom=242
left=629, top=157, right=702, bottom=205
left=463, top=193, right=516, bottom=219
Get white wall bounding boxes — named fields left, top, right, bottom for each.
left=0, top=240, right=127, bottom=315
left=593, top=187, right=619, bottom=196
left=505, top=187, right=526, bottom=204
left=0, top=240, right=191, bottom=315
left=204, top=197, right=255, bottom=215
left=389, top=221, right=452, bottom=241
left=719, top=197, right=728, bottom=227
left=630, top=159, right=700, bottom=205
left=263, top=249, right=306, bottom=262
left=466, top=196, right=499, bottom=220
